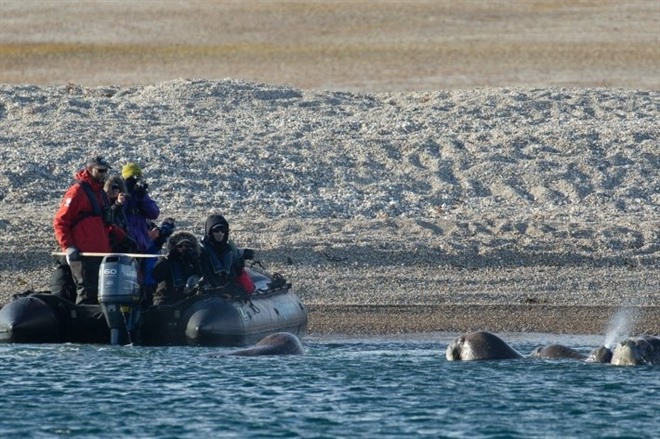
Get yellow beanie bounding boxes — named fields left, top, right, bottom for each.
left=122, top=163, right=142, bottom=179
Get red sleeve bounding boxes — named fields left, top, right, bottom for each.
left=53, top=184, right=86, bottom=250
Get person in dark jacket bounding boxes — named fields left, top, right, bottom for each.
left=142, top=217, right=176, bottom=305
left=151, top=231, right=203, bottom=305
left=53, top=156, right=127, bottom=304
left=199, top=214, right=256, bottom=296
left=104, top=174, right=136, bottom=252
left=104, top=174, right=127, bottom=229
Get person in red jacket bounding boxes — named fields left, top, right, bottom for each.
left=53, top=155, right=125, bottom=304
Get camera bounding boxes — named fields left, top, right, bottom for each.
left=133, top=180, right=149, bottom=198
left=158, top=218, right=176, bottom=239
left=149, top=218, right=176, bottom=249
left=126, top=177, right=149, bottom=198
left=135, top=180, right=149, bottom=191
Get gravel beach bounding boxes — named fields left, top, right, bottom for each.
left=0, top=1, right=658, bottom=337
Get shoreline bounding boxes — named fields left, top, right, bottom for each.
left=305, top=304, right=660, bottom=336
left=1, top=213, right=659, bottom=337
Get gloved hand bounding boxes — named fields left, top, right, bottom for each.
left=133, top=187, right=146, bottom=199
left=158, top=218, right=176, bottom=238
left=133, top=181, right=148, bottom=199
left=65, top=246, right=81, bottom=265
left=242, top=249, right=255, bottom=260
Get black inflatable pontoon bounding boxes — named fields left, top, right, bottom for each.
left=0, top=255, right=307, bottom=347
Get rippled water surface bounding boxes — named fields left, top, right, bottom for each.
left=2, top=333, right=658, bottom=439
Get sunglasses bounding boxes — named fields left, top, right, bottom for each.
left=111, top=185, right=120, bottom=191
left=211, top=227, right=227, bottom=234
left=176, top=243, right=193, bottom=249
left=95, top=168, right=109, bottom=173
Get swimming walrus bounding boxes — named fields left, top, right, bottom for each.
left=445, top=331, right=524, bottom=361
left=585, top=346, right=613, bottom=364
left=610, top=335, right=660, bottom=366
left=530, top=344, right=586, bottom=360
left=226, top=332, right=304, bottom=357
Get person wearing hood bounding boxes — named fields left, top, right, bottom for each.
left=199, top=214, right=256, bottom=295
left=103, top=174, right=137, bottom=252
left=53, top=155, right=128, bottom=304
left=104, top=174, right=128, bottom=230
left=151, top=231, right=203, bottom=305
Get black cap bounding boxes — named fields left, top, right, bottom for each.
left=86, top=156, right=111, bottom=169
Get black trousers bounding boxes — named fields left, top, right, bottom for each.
left=49, top=258, right=77, bottom=302
left=69, top=256, right=103, bottom=305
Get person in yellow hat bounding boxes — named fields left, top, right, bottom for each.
left=121, top=162, right=162, bottom=302
left=120, top=162, right=159, bottom=251
left=121, top=162, right=142, bottom=180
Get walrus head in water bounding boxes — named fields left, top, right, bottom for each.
left=226, top=332, right=304, bottom=357
left=585, top=346, right=613, bottom=364
left=445, top=331, right=524, bottom=361
left=611, top=335, right=660, bottom=366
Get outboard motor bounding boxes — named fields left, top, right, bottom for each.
left=98, top=254, right=142, bottom=345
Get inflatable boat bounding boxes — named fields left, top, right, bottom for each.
left=0, top=255, right=307, bottom=346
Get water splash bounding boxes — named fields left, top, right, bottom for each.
left=603, top=307, right=638, bottom=348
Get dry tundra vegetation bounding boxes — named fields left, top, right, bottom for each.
left=0, top=1, right=658, bottom=335
left=1, top=1, right=658, bottom=91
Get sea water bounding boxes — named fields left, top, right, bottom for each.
left=1, top=333, right=658, bottom=439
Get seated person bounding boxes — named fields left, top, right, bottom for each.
left=151, top=231, right=203, bottom=305
left=199, top=214, right=255, bottom=296
left=142, top=217, right=176, bottom=305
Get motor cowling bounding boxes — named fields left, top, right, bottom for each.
left=98, top=254, right=142, bottom=345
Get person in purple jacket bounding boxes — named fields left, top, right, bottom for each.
left=121, top=162, right=161, bottom=301
left=121, top=163, right=160, bottom=251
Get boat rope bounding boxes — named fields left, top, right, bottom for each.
left=51, top=251, right=161, bottom=258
